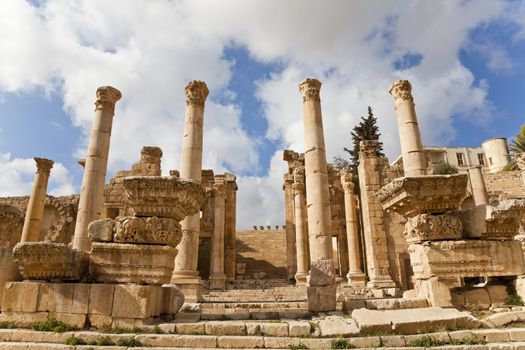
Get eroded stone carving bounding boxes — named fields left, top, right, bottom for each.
left=359, top=140, right=381, bottom=158
left=309, top=258, right=335, bottom=286
left=94, top=86, right=122, bottom=113
left=389, top=79, right=413, bottom=104
left=0, top=205, right=23, bottom=245
left=299, top=78, right=321, bottom=103
left=403, top=214, right=463, bottom=243
left=185, top=80, right=209, bottom=107
left=113, top=216, right=181, bottom=247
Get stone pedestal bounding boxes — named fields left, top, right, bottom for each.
left=20, top=158, right=53, bottom=243
left=299, top=78, right=335, bottom=312
left=73, top=86, right=121, bottom=252
left=340, top=168, right=366, bottom=286
left=293, top=167, right=309, bottom=286
left=468, top=166, right=488, bottom=206
left=389, top=80, right=427, bottom=177
left=172, top=81, right=209, bottom=301
left=209, top=184, right=226, bottom=290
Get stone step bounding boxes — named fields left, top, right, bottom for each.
left=201, top=302, right=308, bottom=309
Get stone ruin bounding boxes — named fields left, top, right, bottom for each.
left=0, top=78, right=525, bottom=348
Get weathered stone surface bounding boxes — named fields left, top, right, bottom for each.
left=408, top=240, right=524, bottom=280
left=351, top=307, right=392, bottom=333
left=176, top=322, right=205, bottom=335
left=0, top=204, right=23, bottom=245
left=123, top=176, right=205, bottom=220
left=88, top=284, right=114, bottom=315
left=486, top=285, right=509, bottom=307
left=1, top=282, right=39, bottom=312
left=308, top=258, right=335, bottom=286
left=87, top=218, right=114, bottom=242
left=307, top=284, right=336, bottom=312
left=288, top=320, right=311, bottom=337
left=37, top=283, right=90, bottom=314
left=205, top=321, right=245, bottom=336
left=112, top=284, right=163, bottom=319
left=484, top=311, right=525, bottom=327
left=318, top=315, right=359, bottom=337
left=0, top=311, right=49, bottom=327
left=217, top=335, right=264, bottom=349
left=113, top=216, right=182, bottom=247
left=136, top=334, right=217, bottom=348
left=464, top=288, right=491, bottom=310
left=87, top=314, right=112, bottom=329
left=89, top=242, right=177, bottom=284
left=12, top=242, right=88, bottom=281
left=403, top=213, right=463, bottom=243
left=162, top=284, right=185, bottom=314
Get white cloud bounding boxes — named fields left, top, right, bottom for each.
left=0, top=0, right=522, bottom=228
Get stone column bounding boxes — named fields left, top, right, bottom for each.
left=72, top=86, right=121, bottom=252
left=284, top=173, right=297, bottom=280
left=299, top=78, right=336, bottom=312
left=292, top=167, right=309, bottom=285
left=171, top=80, right=208, bottom=301
left=389, top=80, right=427, bottom=177
left=468, top=166, right=488, bottom=206
left=20, top=158, right=54, bottom=242
left=224, top=173, right=237, bottom=281
left=340, top=168, right=366, bottom=286
left=209, top=183, right=226, bottom=289
left=515, top=153, right=525, bottom=187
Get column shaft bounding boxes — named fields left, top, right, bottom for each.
left=468, top=166, right=488, bottom=206
left=389, top=80, right=427, bottom=177
left=72, top=86, right=121, bottom=252
left=293, top=169, right=309, bottom=285
left=20, top=158, right=53, bottom=242
left=209, top=185, right=226, bottom=289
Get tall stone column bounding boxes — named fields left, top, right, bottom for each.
left=72, top=86, right=121, bottom=252
left=340, top=168, right=366, bottom=286
left=292, top=167, right=309, bottom=285
left=209, top=183, right=226, bottom=289
left=20, top=158, right=54, bottom=242
left=299, top=78, right=336, bottom=312
left=468, top=166, right=488, bottom=206
left=172, top=80, right=208, bottom=301
left=389, top=80, right=427, bottom=177
left=224, top=173, right=237, bottom=281
left=284, top=173, right=297, bottom=280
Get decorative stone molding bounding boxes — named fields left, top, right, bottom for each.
left=484, top=199, right=525, bottom=239
left=185, top=80, right=209, bottom=107
left=359, top=140, right=381, bottom=158
left=0, top=205, right=23, bottom=245
left=389, top=79, right=414, bottom=104
left=377, top=174, right=468, bottom=218
left=43, top=196, right=77, bottom=242
left=309, top=258, right=335, bottom=286
left=89, top=242, right=177, bottom=284
left=141, top=146, right=163, bottom=159
left=299, top=78, right=322, bottom=103
left=403, top=213, right=463, bottom=243
left=94, top=86, right=122, bottom=113
left=12, top=242, right=88, bottom=281
left=34, top=158, right=54, bottom=174
left=123, top=176, right=205, bottom=220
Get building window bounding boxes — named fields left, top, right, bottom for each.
left=456, top=153, right=464, bottom=166
left=477, top=153, right=485, bottom=165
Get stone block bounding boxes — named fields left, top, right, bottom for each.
left=342, top=299, right=366, bottom=311
left=473, top=329, right=510, bottom=343
left=136, top=334, right=217, bottom=348
left=51, top=312, right=86, bottom=329
left=176, top=322, right=205, bottom=335
left=464, top=288, right=491, bottom=310
left=509, top=328, right=525, bottom=342
left=300, top=338, right=333, bottom=349
left=161, top=284, right=185, bottom=314
left=351, top=308, right=392, bottom=333
left=307, top=284, right=336, bottom=312
left=318, top=316, right=359, bottom=337
left=87, top=314, right=113, bottom=329
left=112, top=284, right=163, bottom=319
left=397, top=298, right=429, bottom=309
left=365, top=298, right=399, bottom=309
left=288, top=321, right=311, bottom=337
left=1, top=282, right=40, bottom=313
left=37, top=283, right=90, bottom=314
left=88, top=283, right=114, bottom=315
left=264, top=336, right=302, bottom=349
left=348, top=336, right=381, bottom=348
left=217, top=335, right=264, bottom=349
left=486, top=285, right=508, bottom=307
left=484, top=312, right=522, bottom=328
left=87, top=218, right=114, bottom=242
left=259, top=322, right=288, bottom=337
left=205, top=321, right=245, bottom=336
left=0, top=311, right=49, bottom=327
left=380, top=335, right=406, bottom=347
left=308, top=259, right=335, bottom=286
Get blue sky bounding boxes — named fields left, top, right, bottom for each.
left=0, top=0, right=524, bottom=227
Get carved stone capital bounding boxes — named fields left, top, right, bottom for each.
left=293, top=166, right=305, bottom=183
left=0, top=204, right=23, bottom=244
left=403, top=213, right=463, bottom=243
left=359, top=140, right=380, bottom=158
left=185, top=80, right=209, bottom=107
left=141, top=146, right=163, bottom=159
left=299, top=78, right=322, bottom=103
left=34, top=157, right=54, bottom=174
left=516, top=153, right=525, bottom=171
left=292, top=182, right=305, bottom=196
left=95, top=86, right=122, bottom=113
left=213, top=183, right=226, bottom=198
left=340, top=167, right=354, bottom=193
left=389, top=79, right=413, bottom=104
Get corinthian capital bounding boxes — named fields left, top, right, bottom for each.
left=389, top=79, right=413, bottom=104
left=299, top=78, right=322, bottom=103
left=95, top=86, right=122, bottom=113
left=34, top=157, right=54, bottom=174
left=213, top=183, right=226, bottom=198
left=516, top=153, right=525, bottom=171
left=339, top=167, right=355, bottom=193
left=292, top=182, right=305, bottom=196
left=185, top=80, right=209, bottom=107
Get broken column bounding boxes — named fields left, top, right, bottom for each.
left=389, top=80, right=427, bottom=176
left=171, top=80, right=208, bottom=301
left=20, top=158, right=54, bottom=242
left=299, top=78, right=336, bottom=312
left=73, top=86, right=122, bottom=252
left=468, top=165, right=489, bottom=206
left=340, top=168, right=366, bottom=286
left=292, top=166, right=309, bottom=285
left=209, top=183, right=226, bottom=289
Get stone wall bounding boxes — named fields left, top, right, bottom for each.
left=235, top=229, right=288, bottom=280
left=485, top=170, right=525, bottom=199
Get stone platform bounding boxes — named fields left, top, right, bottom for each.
left=0, top=281, right=183, bottom=329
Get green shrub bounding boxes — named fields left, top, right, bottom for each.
left=331, top=338, right=355, bottom=349
left=109, top=326, right=144, bottom=334
left=0, top=322, right=15, bottom=329
left=432, top=161, right=459, bottom=175
left=505, top=285, right=525, bottom=306
left=288, top=343, right=309, bottom=349
left=87, top=335, right=115, bottom=346
left=152, top=325, right=162, bottom=334
left=117, top=337, right=143, bottom=347
left=65, top=336, right=86, bottom=345
left=32, top=318, right=71, bottom=333
left=449, top=336, right=485, bottom=345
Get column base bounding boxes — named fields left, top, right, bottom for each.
left=294, top=272, right=308, bottom=286
left=346, top=271, right=366, bottom=287
left=307, top=284, right=336, bottom=312
left=171, top=270, right=203, bottom=302
left=366, top=275, right=396, bottom=289
left=209, top=274, right=226, bottom=290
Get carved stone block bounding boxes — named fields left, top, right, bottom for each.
left=403, top=214, right=463, bottom=243
left=114, top=216, right=182, bottom=247
left=89, top=242, right=177, bottom=285
left=12, top=242, right=88, bottom=282
left=309, top=258, right=335, bottom=286
left=307, top=284, right=337, bottom=312
left=0, top=204, right=23, bottom=246
left=88, top=218, right=114, bottom=242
